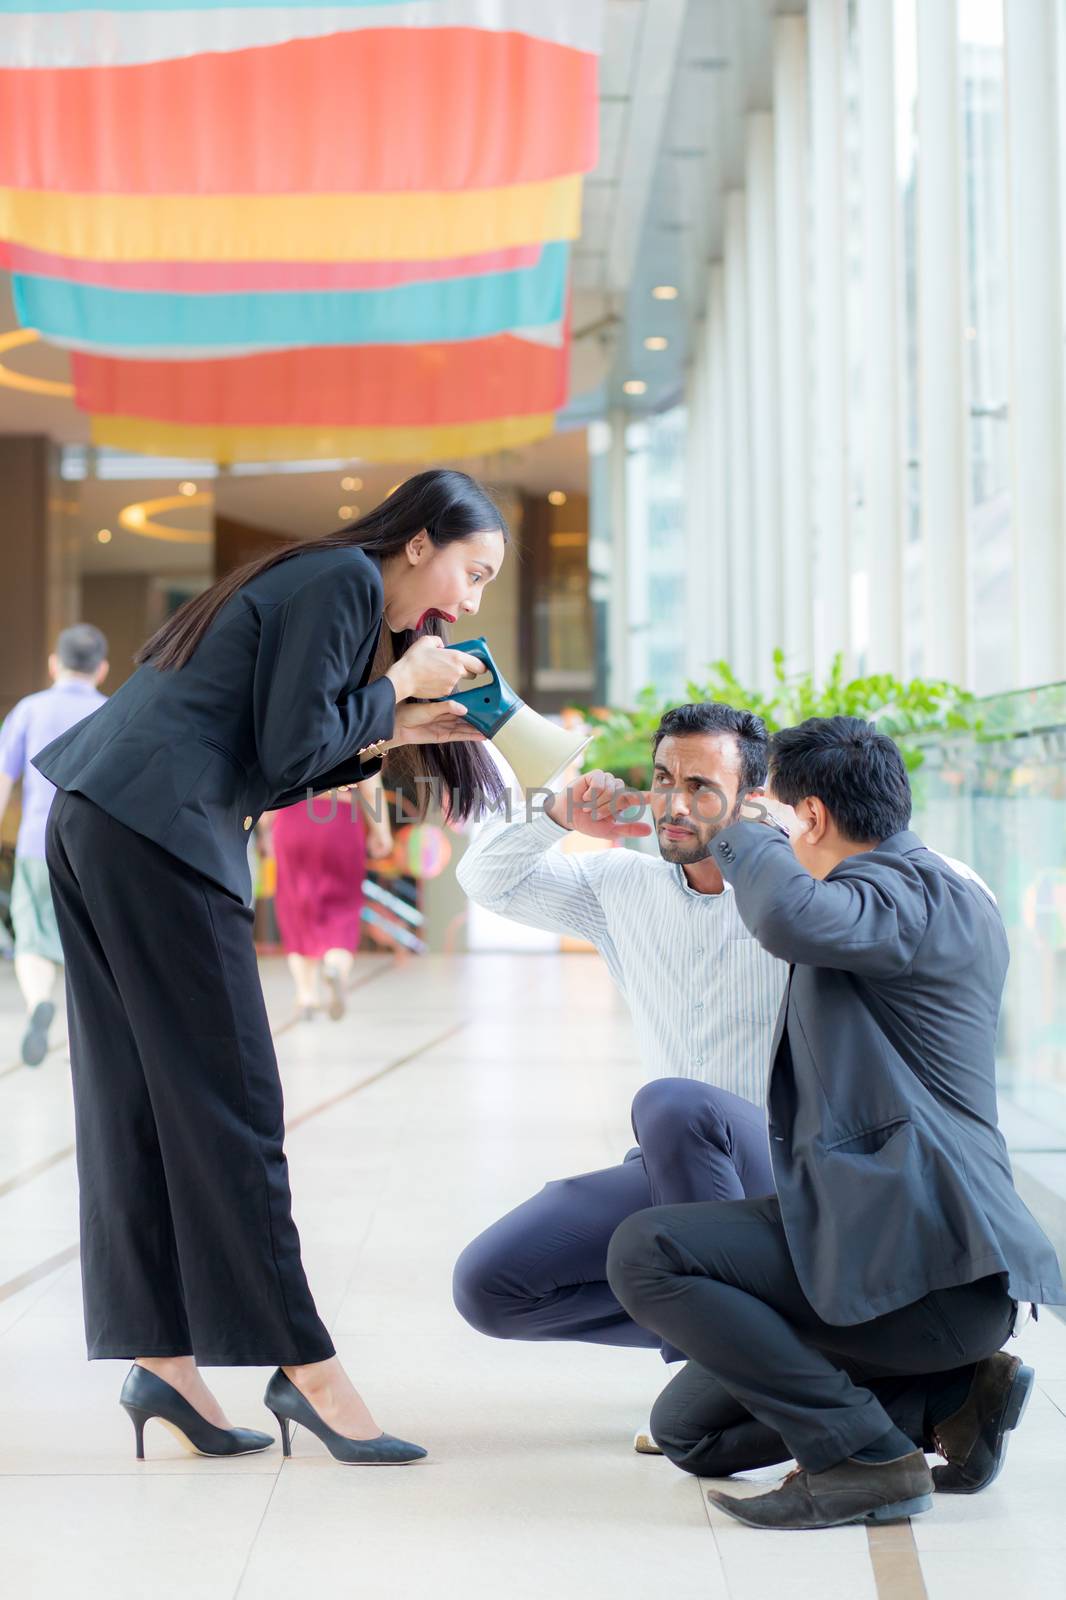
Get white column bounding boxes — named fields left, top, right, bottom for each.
left=773, top=13, right=813, bottom=674
left=706, top=263, right=729, bottom=674
left=683, top=355, right=707, bottom=682
left=684, top=263, right=729, bottom=682
left=684, top=304, right=715, bottom=684
left=724, top=188, right=755, bottom=684
left=745, top=112, right=782, bottom=691
left=1004, top=0, right=1066, bottom=687
left=808, top=0, right=851, bottom=679
left=916, top=0, right=970, bottom=684
left=859, top=0, right=905, bottom=676
left=605, top=408, right=631, bottom=707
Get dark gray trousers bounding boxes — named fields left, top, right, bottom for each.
left=453, top=1078, right=775, bottom=1362
left=607, top=1194, right=1016, bottom=1474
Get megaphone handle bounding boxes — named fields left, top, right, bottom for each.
left=433, top=638, right=498, bottom=708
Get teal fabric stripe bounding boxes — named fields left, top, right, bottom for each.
left=12, top=242, right=569, bottom=352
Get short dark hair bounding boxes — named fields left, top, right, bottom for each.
left=56, top=624, right=108, bottom=675
left=652, top=703, right=769, bottom=793
left=769, top=716, right=912, bottom=842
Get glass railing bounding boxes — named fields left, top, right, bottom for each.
left=911, top=683, right=1066, bottom=1275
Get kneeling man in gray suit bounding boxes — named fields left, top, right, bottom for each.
left=607, top=715, right=1064, bottom=1531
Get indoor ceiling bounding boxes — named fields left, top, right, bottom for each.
left=67, top=425, right=591, bottom=573
left=1, top=0, right=789, bottom=558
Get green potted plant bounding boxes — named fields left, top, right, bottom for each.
left=576, top=650, right=979, bottom=789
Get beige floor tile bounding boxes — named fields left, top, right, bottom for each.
left=920, top=1547, right=1065, bottom=1600
left=4, top=1474, right=277, bottom=1596
left=236, top=1440, right=721, bottom=1600
left=3, top=951, right=1065, bottom=1600
left=711, top=1542, right=879, bottom=1600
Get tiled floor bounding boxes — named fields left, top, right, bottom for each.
left=0, top=952, right=1063, bottom=1600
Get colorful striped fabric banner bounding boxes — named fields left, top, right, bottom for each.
left=72, top=333, right=569, bottom=427
left=0, top=0, right=602, bottom=460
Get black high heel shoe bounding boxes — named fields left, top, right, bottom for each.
left=264, top=1370, right=427, bottom=1464
left=120, top=1365, right=274, bottom=1460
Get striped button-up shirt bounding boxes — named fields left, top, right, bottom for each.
left=457, top=812, right=788, bottom=1107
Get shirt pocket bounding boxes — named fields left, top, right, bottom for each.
left=723, top=935, right=780, bottom=1025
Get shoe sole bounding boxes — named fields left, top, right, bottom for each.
left=633, top=1430, right=664, bottom=1455
left=325, top=973, right=346, bottom=1021
left=709, top=1491, right=933, bottom=1530
left=934, top=1361, right=1035, bottom=1496
left=864, top=1493, right=933, bottom=1523
left=20, top=1001, right=55, bottom=1067
left=158, top=1418, right=273, bottom=1457
left=271, top=1415, right=426, bottom=1465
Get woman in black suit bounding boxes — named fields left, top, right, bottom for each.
left=36, top=470, right=507, bottom=1464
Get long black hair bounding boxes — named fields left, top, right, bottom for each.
left=136, top=469, right=509, bottom=821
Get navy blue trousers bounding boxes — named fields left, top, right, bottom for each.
left=452, top=1078, right=774, bottom=1362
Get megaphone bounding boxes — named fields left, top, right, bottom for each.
left=437, top=637, right=591, bottom=792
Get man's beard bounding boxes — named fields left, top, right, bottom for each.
left=656, top=798, right=743, bottom=864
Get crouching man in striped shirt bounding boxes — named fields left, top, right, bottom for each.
left=452, top=703, right=787, bottom=1443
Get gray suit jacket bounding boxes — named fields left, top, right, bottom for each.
left=712, top=821, right=1064, bottom=1324
left=33, top=545, right=395, bottom=904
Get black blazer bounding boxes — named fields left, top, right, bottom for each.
left=713, top=821, right=1064, bottom=1324
left=34, top=545, right=396, bottom=904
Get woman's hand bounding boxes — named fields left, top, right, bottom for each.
left=385, top=636, right=484, bottom=702
left=365, top=823, right=394, bottom=860
left=390, top=701, right=487, bottom=748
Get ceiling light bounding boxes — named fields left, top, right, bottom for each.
left=338, top=505, right=357, bottom=520
left=118, top=493, right=212, bottom=543
left=178, top=480, right=198, bottom=496
left=341, top=475, right=363, bottom=491
left=0, top=328, right=75, bottom=399
left=97, top=528, right=112, bottom=544
left=623, top=380, right=647, bottom=396
left=644, top=336, right=669, bottom=351
left=548, top=490, right=567, bottom=507
left=651, top=285, right=678, bottom=301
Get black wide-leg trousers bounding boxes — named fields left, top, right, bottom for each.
left=46, top=789, right=335, bottom=1366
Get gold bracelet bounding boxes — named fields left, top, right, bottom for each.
left=358, top=739, right=391, bottom=761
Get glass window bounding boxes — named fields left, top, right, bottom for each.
left=625, top=405, right=688, bottom=700
left=895, top=0, right=923, bottom=677
left=959, top=0, right=1012, bottom=694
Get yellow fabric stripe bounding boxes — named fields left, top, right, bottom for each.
left=0, top=178, right=582, bottom=263
left=90, top=411, right=556, bottom=462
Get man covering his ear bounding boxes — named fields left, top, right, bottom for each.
left=607, top=715, right=1063, bottom=1531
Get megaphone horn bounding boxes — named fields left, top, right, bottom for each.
left=436, top=638, right=590, bottom=792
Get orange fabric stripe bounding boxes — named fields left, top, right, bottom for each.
left=73, top=336, right=569, bottom=428
left=0, top=29, right=597, bottom=194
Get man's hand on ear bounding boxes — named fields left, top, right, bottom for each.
left=740, top=787, right=803, bottom=837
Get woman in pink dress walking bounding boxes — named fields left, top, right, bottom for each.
left=265, top=774, right=393, bottom=1020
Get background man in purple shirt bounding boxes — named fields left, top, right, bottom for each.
left=0, top=625, right=108, bottom=1065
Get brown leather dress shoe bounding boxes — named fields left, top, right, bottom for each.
left=707, top=1450, right=933, bottom=1530
left=932, top=1352, right=1035, bottom=1494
